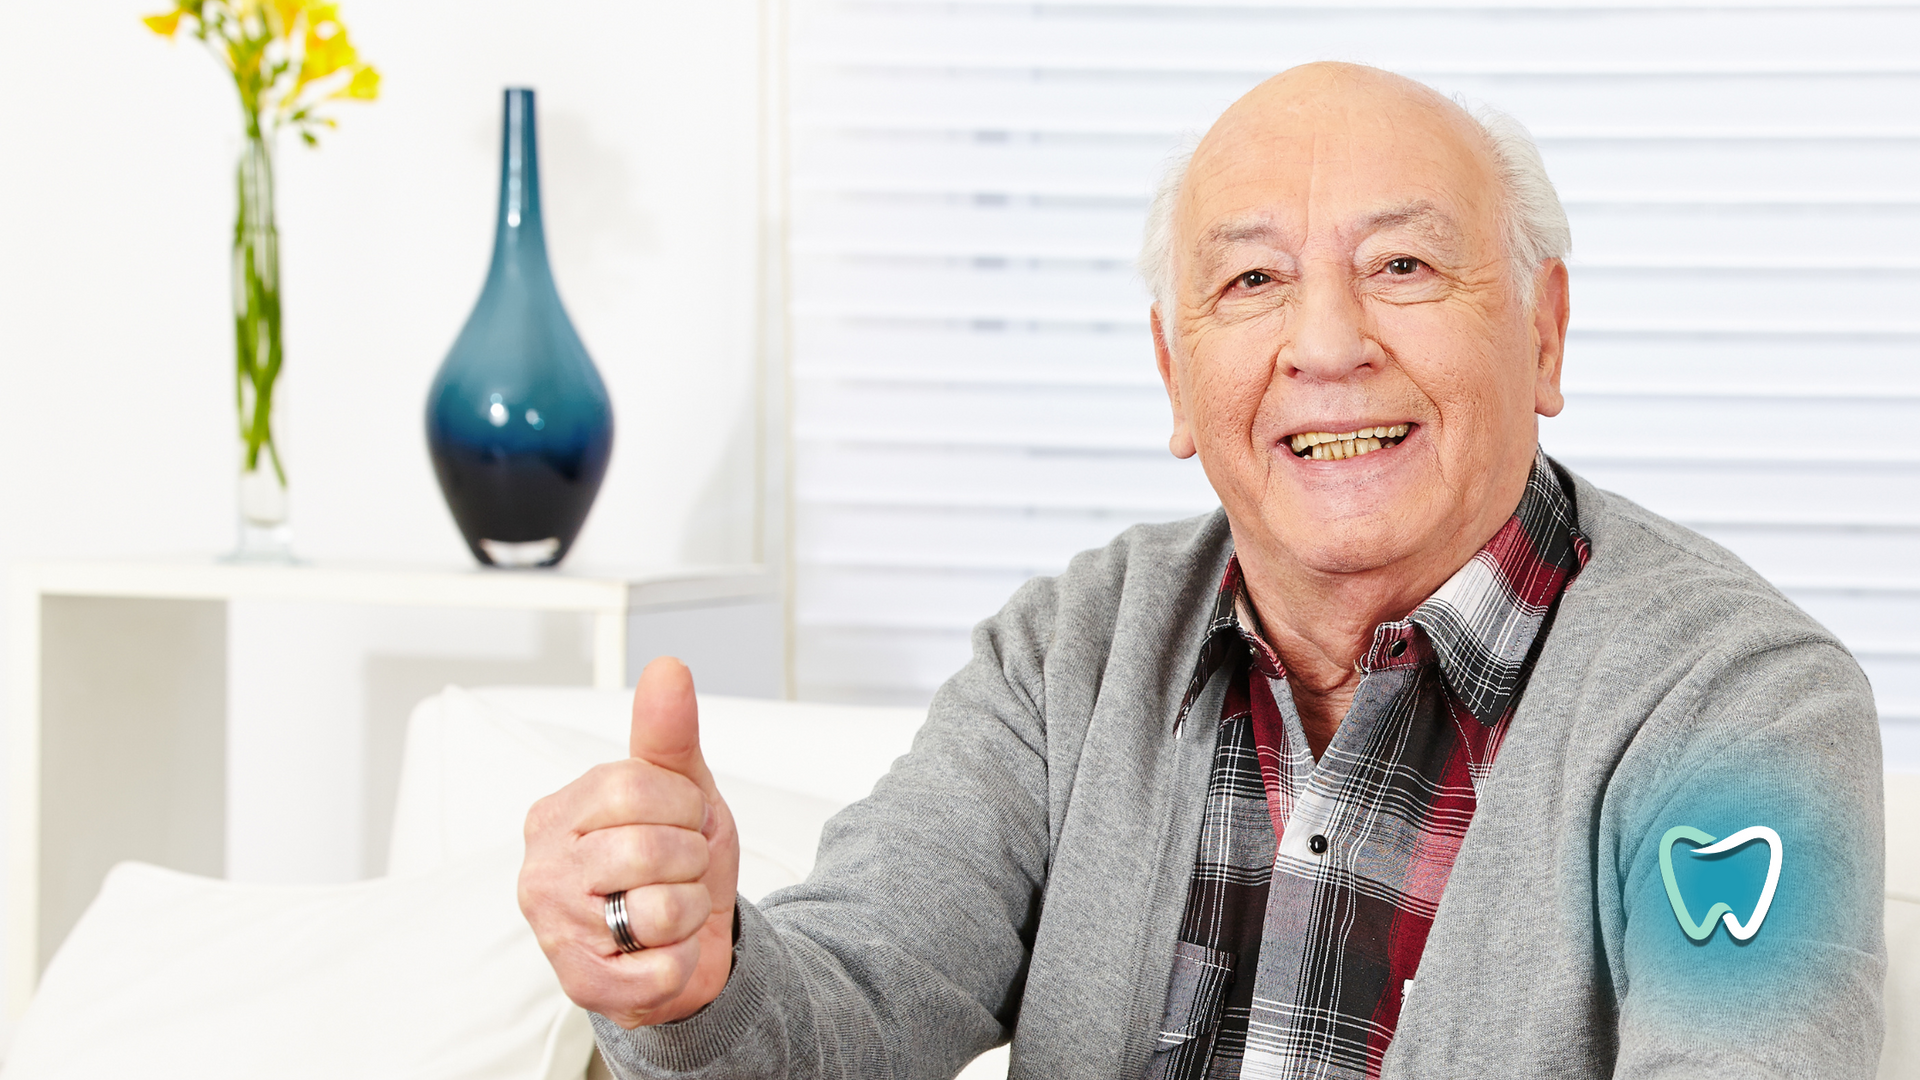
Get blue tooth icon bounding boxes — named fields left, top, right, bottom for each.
left=1659, top=825, right=1783, bottom=943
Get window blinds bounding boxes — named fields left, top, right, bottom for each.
left=784, top=0, right=1920, bottom=763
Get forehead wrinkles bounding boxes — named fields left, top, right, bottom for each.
left=1180, top=124, right=1492, bottom=288
left=1200, top=202, right=1464, bottom=253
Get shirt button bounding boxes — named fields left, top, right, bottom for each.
left=1389, top=639, right=1407, bottom=658
left=1309, top=834, right=1328, bottom=855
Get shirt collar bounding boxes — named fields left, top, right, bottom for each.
left=1174, top=448, right=1589, bottom=733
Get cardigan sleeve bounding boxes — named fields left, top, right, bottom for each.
left=590, top=573, right=1062, bottom=1080
left=1608, top=637, right=1886, bottom=1079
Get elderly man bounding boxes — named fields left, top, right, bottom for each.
left=520, top=63, right=1885, bottom=1078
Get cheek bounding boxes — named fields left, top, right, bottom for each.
left=1182, top=324, right=1280, bottom=442
left=1375, top=306, right=1535, bottom=426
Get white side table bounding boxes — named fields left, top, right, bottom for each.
left=4, top=558, right=773, bottom=1016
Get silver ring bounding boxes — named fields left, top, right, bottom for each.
left=604, top=890, right=643, bottom=954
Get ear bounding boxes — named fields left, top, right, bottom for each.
left=1152, top=306, right=1198, bottom=459
left=1530, top=259, right=1570, bottom=419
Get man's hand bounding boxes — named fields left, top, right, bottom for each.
left=518, top=657, right=741, bottom=1028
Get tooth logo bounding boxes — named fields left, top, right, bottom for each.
left=1659, top=825, right=1783, bottom=942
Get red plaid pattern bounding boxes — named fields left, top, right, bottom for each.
left=1150, top=451, right=1589, bottom=1080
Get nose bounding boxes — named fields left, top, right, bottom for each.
left=1283, top=267, right=1379, bottom=381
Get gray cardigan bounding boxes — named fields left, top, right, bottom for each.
left=596, top=471, right=1886, bottom=1079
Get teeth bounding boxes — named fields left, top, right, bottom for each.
left=1288, top=424, right=1411, bottom=459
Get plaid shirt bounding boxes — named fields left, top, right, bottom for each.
left=1149, top=450, right=1590, bottom=1080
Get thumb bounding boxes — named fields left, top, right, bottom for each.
left=628, top=657, right=716, bottom=795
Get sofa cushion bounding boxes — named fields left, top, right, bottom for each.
left=1, top=845, right=586, bottom=1080
left=453, top=687, right=926, bottom=804
left=384, top=687, right=875, bottom=900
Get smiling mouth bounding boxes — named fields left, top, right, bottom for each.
left=1289, top=424, right=1413, bottom=461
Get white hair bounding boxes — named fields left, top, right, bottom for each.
left=1138, top=98, right=1570, bottom=330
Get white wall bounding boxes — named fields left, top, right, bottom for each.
left=0, top=0, right=778, bottom=884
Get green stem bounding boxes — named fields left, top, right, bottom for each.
left=233, top=121, right=285, bottom=487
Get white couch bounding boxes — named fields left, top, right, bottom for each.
left=3, top=685, right=1913, bottom=1078
left=0, top=686, right=997, bottom=1080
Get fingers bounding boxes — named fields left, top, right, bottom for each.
left=609, top=882, right=712, bottom=949
left=576, top=824, right=710, bottom=895
left=536, top=758, right=708, bottom=836
left=517, top=873, right=706, bottom=1023
left=518, top=839, right=711, bottom=959
left=595, top=935, right=705, bottom=1026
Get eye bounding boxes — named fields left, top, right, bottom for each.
left=1233, top=270, right=1272, bottom=289
left=1385, top=257, right=1424, bottom=276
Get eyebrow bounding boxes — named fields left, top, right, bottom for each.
left=1192, top=218, right=1286, bottom=283
left=1193, top=200, right=1466, bottom=265
left=1356, top=201, right=1464, bottom=252
left=1201, top=218, right=1285, bottom=248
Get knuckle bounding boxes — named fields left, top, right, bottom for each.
left=607, top=829, right=649, bottom=876
left=517, top=854, right=566, bottom=900
left=638, top=827, right=708, bottom=881
left=626, top=886, right=687, bottom=945
left=600, top=826, right=693, bottom=885
left=576, top=762, right=706, bottom=832
left=602, top=772, right=650, bottom=822
left=524, top=794, right=559, bottom=838
left=628, top=826, right=670, bottom=866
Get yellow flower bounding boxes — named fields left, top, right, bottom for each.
left=342, top=65, right=380, bottom=101
left=142, top=9, right=183, bottom=37
left=270, top=0, right=305, bottom=40
left=297, top=11, right=357, bottom=88
left=145, top=0, right=376, bottom=142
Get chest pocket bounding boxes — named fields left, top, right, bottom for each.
left=1145, top=941, right=1237, bottom=1080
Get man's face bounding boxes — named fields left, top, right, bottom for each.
left=1156, top=66, right=1568, bottom=585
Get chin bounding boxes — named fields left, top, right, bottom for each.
left=1262, top=511, right=1420, bottom=577
left=1287, top=536, right=1414, bottom=576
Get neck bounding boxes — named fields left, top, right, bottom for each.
left=1230, top=467, right=1531, bottom=755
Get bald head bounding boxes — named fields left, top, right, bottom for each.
left=1198, top=64, right=1491, bottom=187
left=1140, top=63, right=1568, bottom=326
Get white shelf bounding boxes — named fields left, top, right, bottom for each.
left=14, top=558, right=772, bottom=613
left=4, top=557, right=775, bottom=1018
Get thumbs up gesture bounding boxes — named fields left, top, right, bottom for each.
left=518, top=658, right=741, bottom=1027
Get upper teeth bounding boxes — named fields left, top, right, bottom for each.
left=1289, top=424, right=1411, bottom=460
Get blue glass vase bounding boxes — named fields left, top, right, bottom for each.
left=426, top=88, right=614, bottom=568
